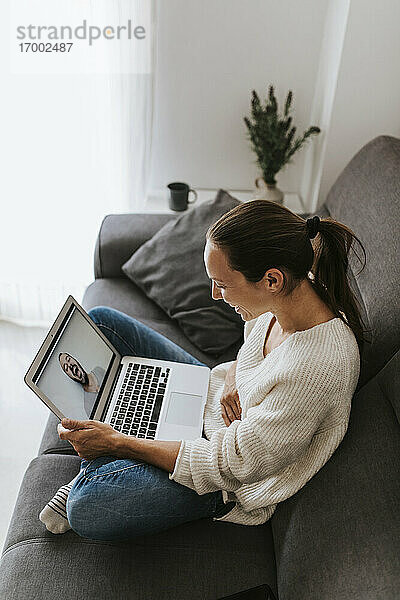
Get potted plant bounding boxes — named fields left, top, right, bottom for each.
left=244, top=85, right=321, bottom=204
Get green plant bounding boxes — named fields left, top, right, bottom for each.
left=244, top=85, right=320, bottom=185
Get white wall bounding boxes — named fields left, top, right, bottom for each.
left=149, top=0, right=400, bottom=211
left=300, top=0, right=350, bottom=212
left=318, top=0, right=400, bottom=206
left=149, top=0, right=328, bottom=197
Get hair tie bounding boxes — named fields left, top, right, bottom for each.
left=306, top=215, right=320, bottom=239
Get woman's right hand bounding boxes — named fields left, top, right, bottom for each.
left=220, top=379, right=242, bottom=426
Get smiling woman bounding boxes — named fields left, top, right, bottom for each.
left=39, top=198, right=367, bottom=540
left=58, top=353, right=86, bottom=384
left=205, top=199, right=370, bottom=349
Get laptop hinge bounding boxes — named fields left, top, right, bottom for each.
left=100, top=362, right=123, bottom=421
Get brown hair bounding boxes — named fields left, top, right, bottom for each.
left=206, top=199, right=371, bottom=354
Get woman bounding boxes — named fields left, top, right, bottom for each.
left=39, top=200, right=368, bottom=540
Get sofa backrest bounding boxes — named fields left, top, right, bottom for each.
left=323, top=135, right=400, bottom=390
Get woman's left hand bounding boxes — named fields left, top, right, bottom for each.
left=57, top=418, right=124, bottom=460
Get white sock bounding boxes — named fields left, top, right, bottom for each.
left=39, top=474, right=79, bottom=534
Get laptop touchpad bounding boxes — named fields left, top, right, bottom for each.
left=165, top=392, right=203, bottom=427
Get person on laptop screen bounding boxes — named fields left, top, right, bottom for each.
left=58, top=352, right=105, bottom=419
left=39, top=200, right=367, bottom=541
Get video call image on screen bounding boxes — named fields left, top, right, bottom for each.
left=36, top=307, right=114, bottom=420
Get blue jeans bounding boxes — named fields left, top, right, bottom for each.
left=66, top=306, right=236, bottom=541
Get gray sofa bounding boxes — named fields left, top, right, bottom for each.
left=1, top=135, right=399, bottom=600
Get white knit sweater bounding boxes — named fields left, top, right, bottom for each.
left=169, top=311, right=360, bottom=526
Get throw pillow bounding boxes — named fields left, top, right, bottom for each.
left=121, top=189, right=244, bottom=355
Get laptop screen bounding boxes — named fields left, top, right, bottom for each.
left=32, top=303, right=115, bottom=420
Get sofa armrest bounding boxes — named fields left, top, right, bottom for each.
left=94, top=213, right=179, bottom=279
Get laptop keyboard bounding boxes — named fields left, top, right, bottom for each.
left=110, top=363, right=170, bottom=439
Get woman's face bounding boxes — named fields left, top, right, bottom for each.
left=59, top=353, right=86, bottom=383
left=204, top=240, right=273, bottom=321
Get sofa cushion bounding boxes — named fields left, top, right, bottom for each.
left=95, top=213, right=179, bottom=279
left=325, top=135, right=400, bottom=387
left=0, top=454, right=278, bottom=600
left=270, top=349, right=400, bottom=599
left=121, top=189, right=244, bottom=356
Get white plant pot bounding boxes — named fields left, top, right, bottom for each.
left=253, top=177, right=284, bottom=205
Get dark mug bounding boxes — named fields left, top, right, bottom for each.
left=167, top=182, right=198, bottom=211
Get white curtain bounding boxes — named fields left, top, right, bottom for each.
left=0, top=0, right=156, bottom=327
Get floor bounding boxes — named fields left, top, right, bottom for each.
left=0, top=320, right=49, bottom=554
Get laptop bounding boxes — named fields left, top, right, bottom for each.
left=24, top=295, right=211, bottom=441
